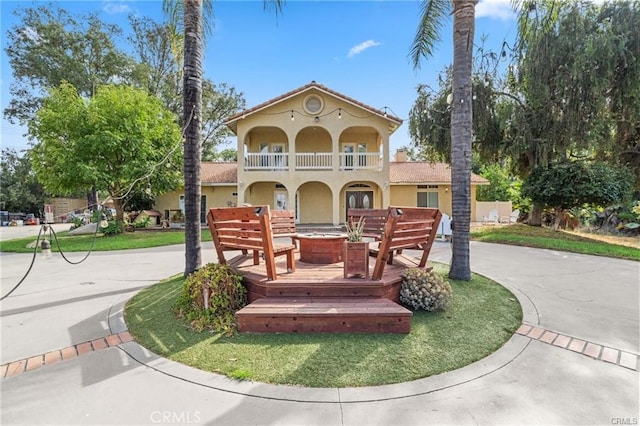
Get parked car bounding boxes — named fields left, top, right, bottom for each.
left=25, top=213, right=40, bottom=226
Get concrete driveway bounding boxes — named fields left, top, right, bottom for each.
left=0, top=237, right=638, bottom=425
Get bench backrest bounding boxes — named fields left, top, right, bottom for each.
left=270, top=209, right=297, bottom=238
left=371, top=206, right=442, bottom=280
left=346, top=208, right=388, bottom=240
left=207, top=205, right=281, bottom=280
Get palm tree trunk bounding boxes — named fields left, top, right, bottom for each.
left=183, top=0, right=203, bottom=276
left=449, top=0, right=476, bottom=281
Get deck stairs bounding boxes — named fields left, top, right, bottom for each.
left=232, top=255, right=414, bottom=334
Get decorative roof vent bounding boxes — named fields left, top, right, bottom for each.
left=303, top=94, right=323, bottom=114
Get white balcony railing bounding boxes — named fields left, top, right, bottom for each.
left=339, top=152, right=382, bottom=171
left=244, top=153, right=288, bottom=171
left=295, top=153, right=332, bottom=170
left=243, top=152, right=383, bottom=171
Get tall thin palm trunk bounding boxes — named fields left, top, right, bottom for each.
left=183, top=0, right=203, bottom=276
left=449, top=0, right=475, bottom=280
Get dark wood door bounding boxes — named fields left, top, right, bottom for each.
left=345, top=191, right=373, bottom=218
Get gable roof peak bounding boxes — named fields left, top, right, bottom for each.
left=224, top=81, right=402, bottom=131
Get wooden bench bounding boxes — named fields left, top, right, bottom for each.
left=371, top=207, right=442, bottom=281
left=270, top=209, right=298, bottom=247
left=206, top=205, right=295, bottom=281
left=346, top=208, right=388, bottom=241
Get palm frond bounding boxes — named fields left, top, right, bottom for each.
left=162, top=0, right=215, bottom=42
left=264, top=0, right=285, bottom=18
left=410, top=0, right=452, bottom=70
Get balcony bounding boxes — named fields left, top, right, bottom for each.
left=339, top=153, right=382, bottom=171
left=244, top=153, right=288, bottom=171
left=243, top=152, right=383, bottom=171
left=296, top=153, right=332, bottom=170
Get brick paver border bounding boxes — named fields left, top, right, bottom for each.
left=1, top=332, right=133, bottom=379
left=4, top=324, right=637, bottom=380
left=517, top=324, right=638, bottom=371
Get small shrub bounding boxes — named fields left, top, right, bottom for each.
left=100, top=220, right=123, bottom=236
left=132, top=214, right=152, bottom=229
left=400, top=268, right=452, bottom=311
left=174, top=263, right=246, bottom=335
left=70, top=215, right=85, bottom=229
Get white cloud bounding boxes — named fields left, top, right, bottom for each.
left=476, top=0, right=516, bottom=21
left=347, top=40, right=381, bottom=58
left=102, top=1, right=132, bottom=15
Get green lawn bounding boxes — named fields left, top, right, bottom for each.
left=2, top=223, right=637, bottom=262
left=470, top=224, right=640, bottom=261
left=0, top=229, right=212, bottom=253
left=125, top=263, right=522, bottom=388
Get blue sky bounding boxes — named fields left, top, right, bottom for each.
left=1, top=0, right=518, bottom=155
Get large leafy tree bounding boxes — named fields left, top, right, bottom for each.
left=522, top=160, right=633, bottom=230
left=128, top=15, right=246, bottom=161
left=4, top=5, right=132, bottom=124
left=0, top=148, right=46, bottom=214
left=28, top=83, right=183, bottom=222
left=409, top=66, right=504, bottom=165
left=410, top=0, right=477, bottom=280
left=505, top=1, right=640, bottom=222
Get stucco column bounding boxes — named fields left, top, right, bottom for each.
left=288, top=186, right=297, bottom=222
left=332, top=185, right=341, bottom=226
left=286, top=129, right=296, bottom=176
left=236, top=185, right=246, bottom=206
left=382, top=185, right=391, bottom=208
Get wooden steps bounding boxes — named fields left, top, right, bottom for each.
left=236, top=297, right=412, bottom=334
left=228, top=252, right=421, bottom=334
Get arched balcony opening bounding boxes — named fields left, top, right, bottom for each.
left=242, top=126, right=288, bottom=171
left=294, top=127, right=332, bottom=170
left=338, top=126, right=383, bottom=171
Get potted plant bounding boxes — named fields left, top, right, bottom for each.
left=343, top=216, right=369, bottom=279
left=169, top=210, right=184, bottom=228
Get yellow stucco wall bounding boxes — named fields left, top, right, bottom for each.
left=389, top=185, right=453, bottom=216
left=154, top=186, right=238, bottom=219
left=298, top=182, right=332, bottom=223
left=244, top=182, right=281, bottom=207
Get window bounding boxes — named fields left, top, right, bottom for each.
left=417, top=191, right=439, bottom=208
left=303, top=94, right=323, bottom=114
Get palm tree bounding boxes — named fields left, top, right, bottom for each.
left=164, top=0, right=283, bottom=276
left=181, top=0, right=204, bottom=276
left=410, top=0, right=476, bottom=281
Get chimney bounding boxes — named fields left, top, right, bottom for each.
left=395, top=148, right=408, bottom=162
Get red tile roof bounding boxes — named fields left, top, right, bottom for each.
left=224, top=81, right=402, bottom=129
left=199, top=162, right=488, bottom=185
left=390, top=162, right=489, bottom=184
left=201, top=162, right=237, bottom=184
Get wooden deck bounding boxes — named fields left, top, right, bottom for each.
left=229, top=252, right=423, bottom=334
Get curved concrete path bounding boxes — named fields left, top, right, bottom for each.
left=0, top=240, right=638, bottom=425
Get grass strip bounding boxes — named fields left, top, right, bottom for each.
left=125, top=263, right=522, bottom=388
left=471, top=224, right=639, bottom=261
left=0, top=230, right=213, bottom=253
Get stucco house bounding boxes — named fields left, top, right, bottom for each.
left=154, top=81, right=488, bottom=225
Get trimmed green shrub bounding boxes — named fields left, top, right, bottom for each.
left=100, top=220, right=123, bottom=236
left=400, top=268, right=452, bottom=311
left=174, top=263, right=246, bottom=335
